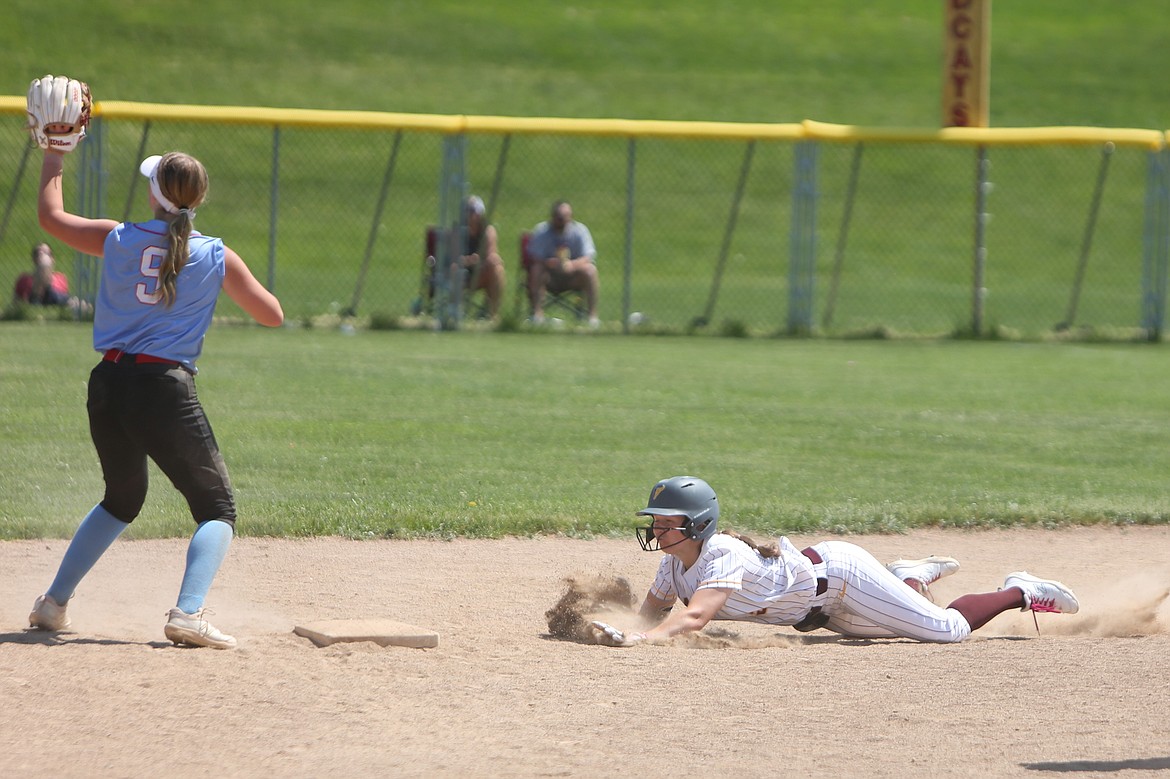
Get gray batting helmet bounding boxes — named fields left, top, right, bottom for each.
left=635, top=476, right=719, bottom=551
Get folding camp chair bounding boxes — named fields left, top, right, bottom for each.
left=411, top=226, right=488, bottom=321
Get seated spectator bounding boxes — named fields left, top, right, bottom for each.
left=526, top=200, right=600, bottom=327
left=14, top=243, right=70, bottom=306
left=452, top=195, right=505, bottom=319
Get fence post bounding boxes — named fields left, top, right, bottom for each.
left=1141, top=148, right=1170, bottom=340
left=347, top=131, right=402, bottom=316
left=788, top=140, right=818, bottom=334
left=622, top=138, right=636, bottom=333
left=971, top=146, right=990, bottom=337
left=695, top=140, right=756, bottom=329
left=122, top=121, right=152, bottom=222
left=0, top=143, right=33, bottom=246
left=821, top=142, right=863, bottom=331
left=436, top=133, right=467, bottom=330
left=267, top=126, right=281, bottom=292
left=1056, top=142, right=1114, bottom=332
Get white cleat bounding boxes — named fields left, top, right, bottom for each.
left=887, top=556, right=960, bottom=601
left=1002, top=571, right=1080, bottom=614
left=29, top=594, right=71, bottom=631
left=164, top=608, right=237, bottom=649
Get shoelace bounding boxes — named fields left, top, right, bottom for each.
left=1015, top=585, right=1060, bottom=635
left=168, top=608, right=213, bottom=626
left=189, top=608, right=215, bottom=633
left=171, top=609, right=228, bottom=643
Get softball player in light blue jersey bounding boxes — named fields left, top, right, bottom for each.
left=592, top=477, right=1080, bottom=647
left=28, top=148, right=283, bottom=648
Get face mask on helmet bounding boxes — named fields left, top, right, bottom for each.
left=636, top=516, right=714, bottom=551
left=634, top=477, right=720, bottom=551
left=637, top=519, right=685, bottom=552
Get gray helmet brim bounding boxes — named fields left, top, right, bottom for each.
left=635, top=508, right=691, bottom=517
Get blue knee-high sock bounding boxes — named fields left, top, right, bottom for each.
left=176, top=520, right=234, bottom=614
left=47, top=504, right=129, bottom=604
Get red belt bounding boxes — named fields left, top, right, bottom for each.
left=103, top=349, right=179, bottom=366
left=794, top=546, right=831, bottom=632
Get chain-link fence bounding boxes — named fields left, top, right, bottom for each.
left=2, top=98, right=1167, bottom=338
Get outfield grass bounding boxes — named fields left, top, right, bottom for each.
left=3, top=4, right=1169, bottom=539
left=3, top=322, right=1168, bottom=539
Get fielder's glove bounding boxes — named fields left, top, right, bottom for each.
left=589, top=620, right=647, bottom=647
left=26, top=75, right=92, bottom=153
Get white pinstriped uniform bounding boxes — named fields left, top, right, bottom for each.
left=649, top=535, right=972, bottom=643
left=649, top=535, right=820, bottom=625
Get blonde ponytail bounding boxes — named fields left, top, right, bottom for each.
left=159, top=211, right=194, bottom=307
left=151, top=153, right=209, bottom=308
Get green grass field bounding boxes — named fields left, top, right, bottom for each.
left=3, top=3, right=1169, bottom=538
left=3, top=323, right=1168, bottom=539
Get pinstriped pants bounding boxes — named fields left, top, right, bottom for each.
left=810, top=540, right=972, bottom=643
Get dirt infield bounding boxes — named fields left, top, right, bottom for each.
left=2, top=527, right=1168, bottom=778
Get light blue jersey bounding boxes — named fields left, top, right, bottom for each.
left=93, top=220, right=226, bottom=371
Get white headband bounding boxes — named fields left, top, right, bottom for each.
left=139, top=155, right=180, bottom=216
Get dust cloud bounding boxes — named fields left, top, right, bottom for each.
left=544, top=574, right=637, bottom=642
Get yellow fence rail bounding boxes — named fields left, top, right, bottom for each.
left=5, top=96, right=1167, bottom=146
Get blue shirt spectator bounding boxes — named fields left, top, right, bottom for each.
left=525, top=201, right=600, bottom=327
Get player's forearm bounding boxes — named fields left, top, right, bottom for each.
left=643, top=607, right=712, bottom=641
left=37, top=152, right=66, bottom=227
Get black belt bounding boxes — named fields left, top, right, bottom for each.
left=793, top=547, right=831, bottom=633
